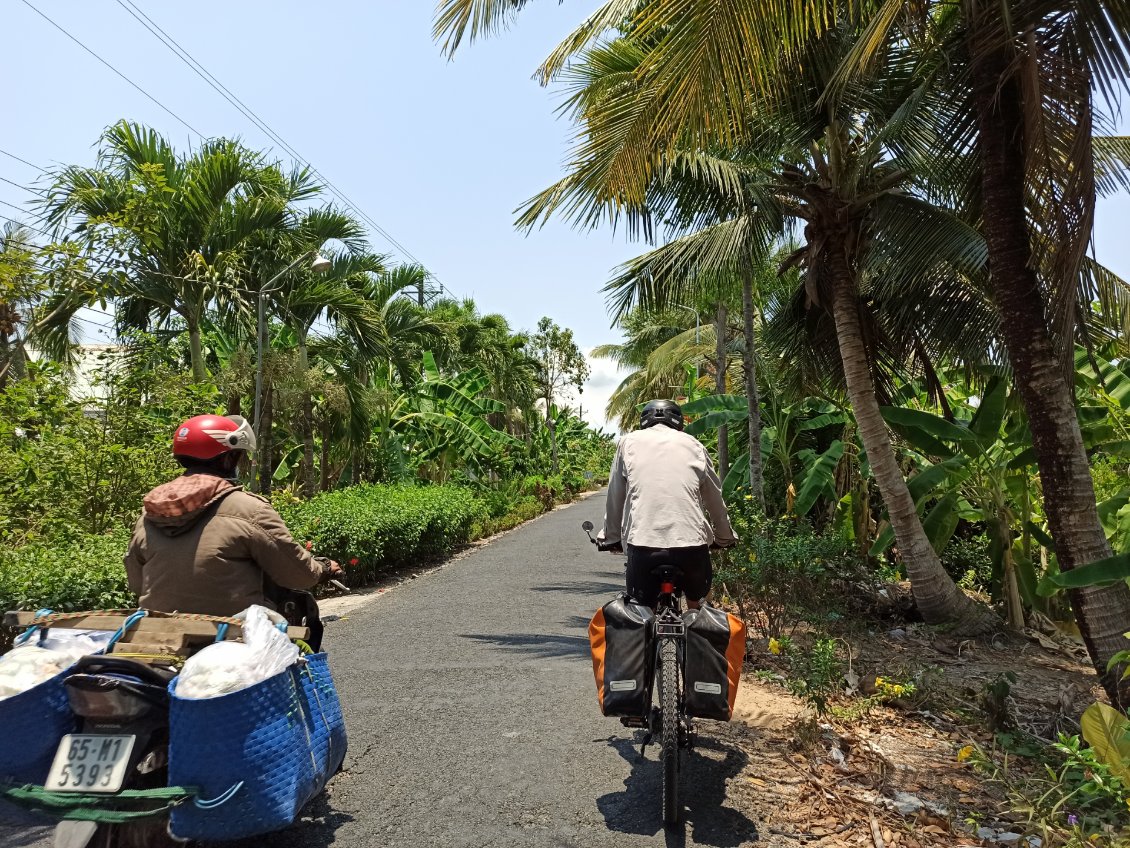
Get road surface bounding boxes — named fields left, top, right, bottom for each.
left=2, top=492, right=770, bottom=847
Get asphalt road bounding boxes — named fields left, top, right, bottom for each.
left=2, top=492, right=767, bottom=847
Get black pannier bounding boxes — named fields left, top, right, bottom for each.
left=682, top=606, right=746, bottom=721
left=588, top=596, right=654, bottom=717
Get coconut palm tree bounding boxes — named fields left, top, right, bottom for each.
left=433, top=0, right=1130, bottom=700
left=527, top=30, right=1000, bottom=629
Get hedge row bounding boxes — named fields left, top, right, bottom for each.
left=281, top=483, right=489, bottom=584
left=1, top=482, right=555, bottom=616
left=0, top=530, right=135, bottom=615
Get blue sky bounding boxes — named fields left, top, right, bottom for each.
left=2, top=1, right=1128, bottom=431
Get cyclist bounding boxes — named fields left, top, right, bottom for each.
left=598, top=399, right=737, bottom=609
left=124, top=414, right=343, bottom=617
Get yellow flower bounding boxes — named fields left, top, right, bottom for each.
left=956, top=745, right=974, bottom=763
left=744, top=495, right=754, bottom=500
left=768, top=638, right=781, bottom=656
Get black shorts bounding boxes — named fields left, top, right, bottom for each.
left=625, top=544, right=712, bottom=607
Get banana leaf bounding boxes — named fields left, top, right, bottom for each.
left=794, top=440, right=844, bottom=517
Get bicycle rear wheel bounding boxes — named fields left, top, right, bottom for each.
left=657, top=636, right=680, bottom=826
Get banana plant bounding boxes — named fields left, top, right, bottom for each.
left=374, top=351, right=515, bottom=483
left=878, top=364, right=1130, bottom=627
left=684, top=392, right=849, bottom=513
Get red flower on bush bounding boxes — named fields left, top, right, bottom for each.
left=305, top=540, right=313, bottom=551
left=349, top=557, right=359, bottom=567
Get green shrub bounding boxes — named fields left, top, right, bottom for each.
left=0, top=530, right=135, bottom=614
left=283, top=483, right=489, bottom=584
left=482, top=495, right=544, bottom=535
left=941, top=532, right=994, bottom=592
left=718, top=498, right=865, bottom=638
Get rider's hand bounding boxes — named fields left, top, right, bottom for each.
left=607, top=543, right=624, bottom=555
left=322, top=560, right=345, bottom=581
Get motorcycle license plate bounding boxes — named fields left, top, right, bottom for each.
left=45, top=734, right=136, bottom=794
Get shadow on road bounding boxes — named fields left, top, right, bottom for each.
left=210, top=792, right=354, bottom=848
left=0, top=802, right=53, bottom=848
left=459, top=633, right=590, bottom=659
left=596, top=735, right=759, bottom=847
left=530, top=580, right=623, bottom=596
left=561, top=614, right=594, bottom=632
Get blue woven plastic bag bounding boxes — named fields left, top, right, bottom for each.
left=168, top=654, right=346, bottom=841
left=297, top=654, right=347, bottom=779
left=0, top=667, right=76, bottom=785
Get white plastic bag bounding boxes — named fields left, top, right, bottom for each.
left=0, top=646, right=75, bottom=699
left=176, top=605, right=300, bottom=700
left=39, top=628, right=114, bottom=659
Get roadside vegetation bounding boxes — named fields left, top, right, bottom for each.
left=0, top=123, right=614, bottom=614
left=433, top=0, right=1130, bottom=842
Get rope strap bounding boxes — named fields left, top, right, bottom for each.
left=21, top=609, right=245, bottom=628
left=1, top=783, right=200, bottom=824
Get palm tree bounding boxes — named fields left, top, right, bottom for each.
left=433, top=0, right=1130, bottom=696
left=44, top=121, right=311, bottom=382
left=259, top=210, right=379, bottom=495
left=592, top=307, right=705, bottom=431
left=536, top=31, right=998, bottom=629
left=0, top=223, right=39, bottom=389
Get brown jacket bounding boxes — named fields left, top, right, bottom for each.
left=124, top=473, right=324, bottom=616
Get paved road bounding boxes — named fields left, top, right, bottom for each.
left=2, top=493, right=766, bottom=847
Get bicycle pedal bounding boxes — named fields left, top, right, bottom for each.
left=619, top=716, right=647, bottom=728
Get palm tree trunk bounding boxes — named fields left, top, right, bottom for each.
left=297, top=339, right=316, bottom=498
left=320, top=417, right=332, bottom=492
left=225, top=391, right=242, bottom=416
left=971, top=21, right=1130, bottom=703
left=828, top=245, right=996, bottom=632
left=188, top=322, right=206, bottom=384
left=742, top=270, right=765, bottom=510
left=714, top=303, right=729, bottom=480
left=547, top=393, right=559, bottom=474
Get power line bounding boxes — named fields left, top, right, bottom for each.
left=0, top=148, right=41, bottom=171
left=0, top=175, right=44, bottom=196
left=0, top=197, right=38, bottom=220
left=18, top=0, right=203, bottom=138
left=111, top=0, right=450, bottom=297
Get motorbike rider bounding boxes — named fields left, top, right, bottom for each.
left=599, top=399, right=737, bottom=609
left=124, top=414, right=343, bottom=617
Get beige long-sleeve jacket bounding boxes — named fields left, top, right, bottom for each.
left=600, top=424, right=737, bottom=549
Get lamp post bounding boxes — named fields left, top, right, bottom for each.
left=253, top=251, right=332, bottom=438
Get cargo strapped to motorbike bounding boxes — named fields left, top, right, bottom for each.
left=0, top=609, right=345, bottom=841
left=1, top=783, right=199, bottom=823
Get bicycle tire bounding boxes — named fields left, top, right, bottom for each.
left=658, top=636, right=680, bottom=826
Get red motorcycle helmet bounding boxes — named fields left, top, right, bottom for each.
left=172, top=415, right=257, bottom=460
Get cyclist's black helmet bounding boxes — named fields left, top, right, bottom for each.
left=640, top=399, right=685, bottom=431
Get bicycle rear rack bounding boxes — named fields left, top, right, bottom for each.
left=655, top=621, right=685, bottom=637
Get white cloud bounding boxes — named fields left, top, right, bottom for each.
left=579, top=348, right=631, bottom=435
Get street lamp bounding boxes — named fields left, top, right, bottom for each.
left=253, top=251, right=332, bottom=437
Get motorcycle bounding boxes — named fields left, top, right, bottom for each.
left=10, top=574, right=346, bottom=848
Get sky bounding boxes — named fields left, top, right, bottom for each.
left=2, top=2, right=1128, bottom=433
